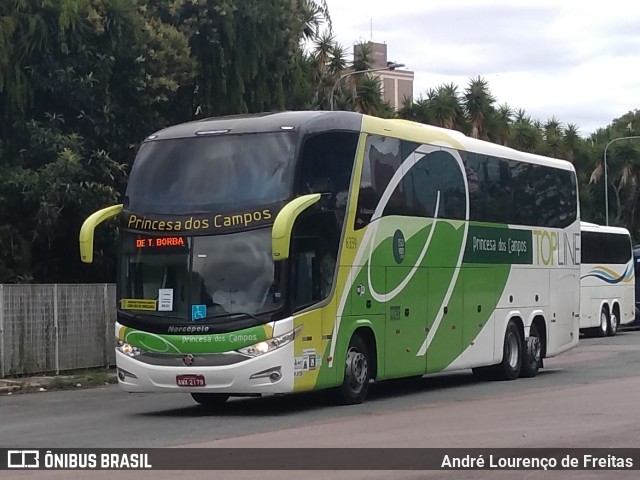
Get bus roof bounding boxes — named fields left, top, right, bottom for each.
left=145, top=111, right=575, bottom=173
left=145, top=111, right=363, bottom=141
left=362, top=116, right=576, bottom=172
left=580, top=221, right=631, bottom=236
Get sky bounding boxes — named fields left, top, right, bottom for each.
left=321, top=0, right=640, bottom=137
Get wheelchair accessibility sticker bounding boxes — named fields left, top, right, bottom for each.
left=191, top=304, right=207, bottom=321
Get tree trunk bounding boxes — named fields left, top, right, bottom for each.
left=613, top=184, right=623, bottom=224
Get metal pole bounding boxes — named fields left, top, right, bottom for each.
left=0, top=284, right=5, bottom=378
left=330, top=64, right=405, bottom=111
left=54, top=284, right=59, bottom=374
left=603, top=135, right=640, bottom=225
left=104, top=283, right=110, bottom=367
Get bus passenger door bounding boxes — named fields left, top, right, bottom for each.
left=549, top=271, right=579, bottom=353
left=425, top=267, right=463, bottom=374
left=461, top=267, right=496, bottom=367
left=383, top=266, right=428, bottom=378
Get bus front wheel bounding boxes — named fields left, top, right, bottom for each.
left=190, top=393, right=230, bottom=406
left=336, top=334, right=371, bottom=405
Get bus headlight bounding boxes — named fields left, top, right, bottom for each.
left=237, top=326, right=302, bottom=357
left=116, top=340, right=142, bottom=357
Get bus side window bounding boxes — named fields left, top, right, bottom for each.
left=291, top=215, right=339, bottom=311
left=296, top=131, right=358, bottom=203
left=291, top=237, right=324, bottom=311
left=355, top=135, right=403, bottom=229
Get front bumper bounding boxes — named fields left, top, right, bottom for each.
left=115, top=340, right=294, bottom=394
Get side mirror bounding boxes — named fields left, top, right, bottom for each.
left=271, top=194, right=321, bottom=261
left=79, top=204, right=123, bottom=263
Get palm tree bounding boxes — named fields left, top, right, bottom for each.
left=309, top=31, right=336, bottom=108
left=312, top=31, right=334, bottom=82
left=430, top=83, right=465, bottom=131
left=544, top=116, right=563, bottom=136
left=563, top=123, right=580, bottom=163
left=492, top=103, right=513, bottom=146
left=298, top=0, right=324, bottom=41
left=511, top=117, right=542, bottom=153
left=327, top=43, right=347, bottom=77
left=345, top=41, right=374, bottom=104
left=398, top=96, right=419, bottom=121
left=514, top=108, right=528, bottom=123
left=590, top=141, right=640, bottom=225
left=464, top=76, right=496, bottom=139
left=351, top=41, right=373, bottom=72
left=285, top=49, right=316, bottom=110
left=353, top=74, right=384, bottom=115
left=542, top=118, right=565, bottom=157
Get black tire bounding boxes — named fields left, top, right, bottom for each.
left=496, top=321, right=522, bottom=380
left=190, top=393, right=230, bottom=406
left=471, top=365, right=496, bottom=380
left=520, top=323, right=542, bottom=378
left=597, top=308, right=609, bottom=338
left=336, top=334, right=371, bottom=405
left=608, top=308, right=619, bottom=336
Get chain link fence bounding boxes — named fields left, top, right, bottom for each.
left=0, top=284, right=116, bottom=377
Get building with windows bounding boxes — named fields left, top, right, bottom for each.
left=354, top=42, right=414, bottom=110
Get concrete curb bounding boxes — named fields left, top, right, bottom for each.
left=0, top=372, right=118, bottom=395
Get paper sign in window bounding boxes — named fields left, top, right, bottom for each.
left=158, top=289, right=174, bottom=311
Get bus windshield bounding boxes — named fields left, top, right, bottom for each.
left=118, top=228, right=284, bottom=321
left=125, top=132, right=297, bottom=214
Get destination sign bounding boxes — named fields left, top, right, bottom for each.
left=135, top=236, right=187, bottom=249
left=122, top=202, right=284, bottom=235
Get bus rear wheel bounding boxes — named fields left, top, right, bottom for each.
left=520, top=323, right=542, bottom=378
left=190, top=393, right=230, bottom=406
left=608, top=308, right=619, bottom=336
left=496, top=321, right=522, bottom=380
left=336, top=334, right=371, bottom=405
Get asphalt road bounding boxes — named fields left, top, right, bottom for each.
left=2, top=329, right=640, bottom=479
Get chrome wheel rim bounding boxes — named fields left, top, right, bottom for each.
left=506, top=333, right=519, bottom=369
left=610, top=313, right=618, bottom=333
left=600, top=311, right=608, bottom=334
left=529, top=335, right=541, bottom=363
left=345, top=349, right=368, bottom=392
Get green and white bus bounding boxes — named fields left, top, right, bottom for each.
left=80, top=111, right=581, bottom=406
left=579, top=221, right=635, bottom=336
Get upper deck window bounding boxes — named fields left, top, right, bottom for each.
left=125, top=132, right=297, bottom=214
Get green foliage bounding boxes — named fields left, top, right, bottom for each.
left=0, top=0, right=330, bottom=283
left=0, top=0, right=638, bottom=282
left=0, top=0, right=196, bottom=282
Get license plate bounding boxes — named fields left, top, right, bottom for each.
left=176, top=374, right=206, bottom=387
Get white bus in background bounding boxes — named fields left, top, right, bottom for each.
left=580, top=221, right=635, bottom=336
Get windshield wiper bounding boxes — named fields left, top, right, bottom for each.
left=205, top=311, right=262, bottom=321
left=122, top=311, right=184, bottom=322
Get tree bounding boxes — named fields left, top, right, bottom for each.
left=589, top=119, right=640, bottom=228
left=563, top=123, right=581, bottom=163
left=0, top=0, right=335, bottom=282
left=430, top=83, right=466, bottom=131
left=352, top=74, right=385, bottom=115
left=0, top=0, right=196, bottom=282
left=464, top=76, right=496, bottom=140
left=169, top=0, right=332, bottom=117
left=510, top=112, right=543, bottom=153
left=491, top=103, right=513, bottom=146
